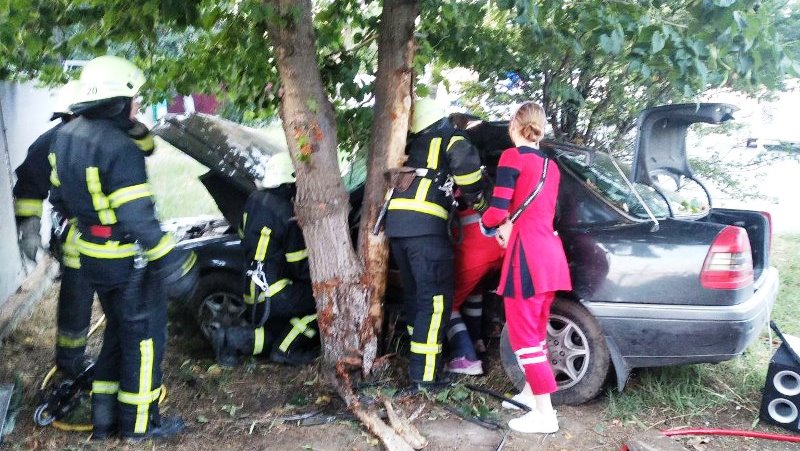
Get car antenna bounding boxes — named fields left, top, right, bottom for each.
left=608, top=155, right=660, bottom=232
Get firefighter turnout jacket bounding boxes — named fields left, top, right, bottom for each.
left=384, top=120, right=485, bottom=238
left=13, top=122, right=65, bottom=220
left=239, top=185, right=310, bottom=306
left=50, top=115, right=185, bottom=283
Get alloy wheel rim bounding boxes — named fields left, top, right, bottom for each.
left=547, top=313, right=590, bottom=390
left=198, top=291, right=245, bottom=339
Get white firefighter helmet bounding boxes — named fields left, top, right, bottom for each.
left=410, top=97, right=447, bottom=134
left=261, top=152, right=296, bottom=188
left=72, top=55, right=145, bottom=105
left=51, top=80, right=80, bottom=118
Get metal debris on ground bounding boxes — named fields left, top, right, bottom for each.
left=0, top=383, right=15, bottom=442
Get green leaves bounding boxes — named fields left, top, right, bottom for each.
left=425, top=0, right=796, bottom=153
left=599, top=26, right=624, bottom=55
left=732, top=10, right=747, bottom=30
left=651, top=30, right=666, bottom=54
left=2, top=0, right=796, bottom=161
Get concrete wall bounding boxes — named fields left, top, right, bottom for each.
left=0, top=81, right=59, bottom=312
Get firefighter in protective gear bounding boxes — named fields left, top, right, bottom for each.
left=210, top=152, right=318, bottom=368
left=12, top=81, right=96, bottom=379
left=385, top=97, right=488, bottom=386
left=50, top=55, right=194, bottom=440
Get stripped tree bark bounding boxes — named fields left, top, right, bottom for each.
left=357, top=0, right=419, bottom=366
left=264, top=1, right=421, bottom=449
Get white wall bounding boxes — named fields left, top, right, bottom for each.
left=0, top=81, right=59, bottom=304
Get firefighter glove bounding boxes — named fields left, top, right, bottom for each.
left=149, top=248, right=199, bottom=301
left=18, top=216, right=41, bottom=261
left=473, top=193, right=489, bottom=214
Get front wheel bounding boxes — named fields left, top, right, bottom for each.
left=186, top=272, right=246, bottom=340
left=499, top=298, right=610, bottom=405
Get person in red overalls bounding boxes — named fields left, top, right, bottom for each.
left=481, top=102, right=572, bottom=434
left=445, top=198, right=504, bottom=375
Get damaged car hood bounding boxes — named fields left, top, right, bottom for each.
left=153, top=113, right=290, bottom=228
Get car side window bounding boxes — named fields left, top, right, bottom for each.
left=557, top=151, right=670, bottom=220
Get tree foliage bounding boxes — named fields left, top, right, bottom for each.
left=422, top=0, right=799, bottom=151
left=2, top=0, right=796, bottom=154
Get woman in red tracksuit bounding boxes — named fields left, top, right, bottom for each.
left=481, top=102, right=571, bottom=434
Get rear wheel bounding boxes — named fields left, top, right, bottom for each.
left=499, top=298, right=610, bottom=405
left=186, top=272, right=246, bottom=340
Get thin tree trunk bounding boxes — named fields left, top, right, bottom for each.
left=357, top=0, right=419, bottom=372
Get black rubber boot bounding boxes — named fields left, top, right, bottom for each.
left=211, top=326, right=257, bottom=368
left=124, top=415, right=185, bottom=441
left=269, top=347, right=318, bottom=366
left=90, top=393, right=117, bottom=440
left=396, top=376, right=453, bottom=398
left=57, top=356, right=95, bottom=381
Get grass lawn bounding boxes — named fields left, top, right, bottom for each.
left=146, top=137, right=221, bottom=220
left=605, top=233, right=800, bottom=422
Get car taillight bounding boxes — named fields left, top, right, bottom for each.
left=700, top=226, right=754, bottom=290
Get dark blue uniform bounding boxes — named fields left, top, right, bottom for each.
left=13, top=119, right=94, bottom=377
left=218, top=186, right=317, bottom=365
left=384, top=119, right=485, bottom=383
left=51, top=110, right=194, bottom=438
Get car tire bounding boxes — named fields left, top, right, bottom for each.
left=186, top=271, right=246, bottom=341
left=499, top=298, right=611, bottom=405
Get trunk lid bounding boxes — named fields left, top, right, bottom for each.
left=631, top=103, right=738, bottom=184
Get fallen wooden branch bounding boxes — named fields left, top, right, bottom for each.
left=381, top=395, right=427, bottom=449
left=0, top=255, right=59, bottom=341
left=334, top=357, right=425, bottom=451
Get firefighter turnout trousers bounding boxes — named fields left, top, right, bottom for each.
left=243, top=277, right=318, bottom=359
left=55, top=224, right=94, bottom=374
left=86, top=257, right=167, bottom=436
left=390, top=235, right=454, bottom=382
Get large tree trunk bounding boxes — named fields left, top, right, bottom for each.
left=264, top=1, right=423, bottom=449
left=357, top=0, right=420, bottom=365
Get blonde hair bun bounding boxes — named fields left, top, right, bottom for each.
left=510, top=102, right=546, bottom=143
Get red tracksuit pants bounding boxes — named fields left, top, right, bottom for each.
left=504, top=291, right=557, bottom=395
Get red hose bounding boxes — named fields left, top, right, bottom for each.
left=662, top=428, right=800, bottom=443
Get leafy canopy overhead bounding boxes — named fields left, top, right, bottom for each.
left=422, top=0, right=798, bottom=149
left=1, top=0, right=796, bottom=152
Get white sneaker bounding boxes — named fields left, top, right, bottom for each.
left=501, top=392, right=535, bottom=410
left=508, top=410, right=559, bottom=434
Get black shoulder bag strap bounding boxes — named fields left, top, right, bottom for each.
left=508, top=157, right=550, bottom=224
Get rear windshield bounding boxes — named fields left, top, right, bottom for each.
left=556, top=150, right=670, bottom=220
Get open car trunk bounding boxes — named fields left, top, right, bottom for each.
left=631, top=103, right=772, bottom=285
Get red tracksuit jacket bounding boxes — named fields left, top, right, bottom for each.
left=481, top=145, right=572, bottom=298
